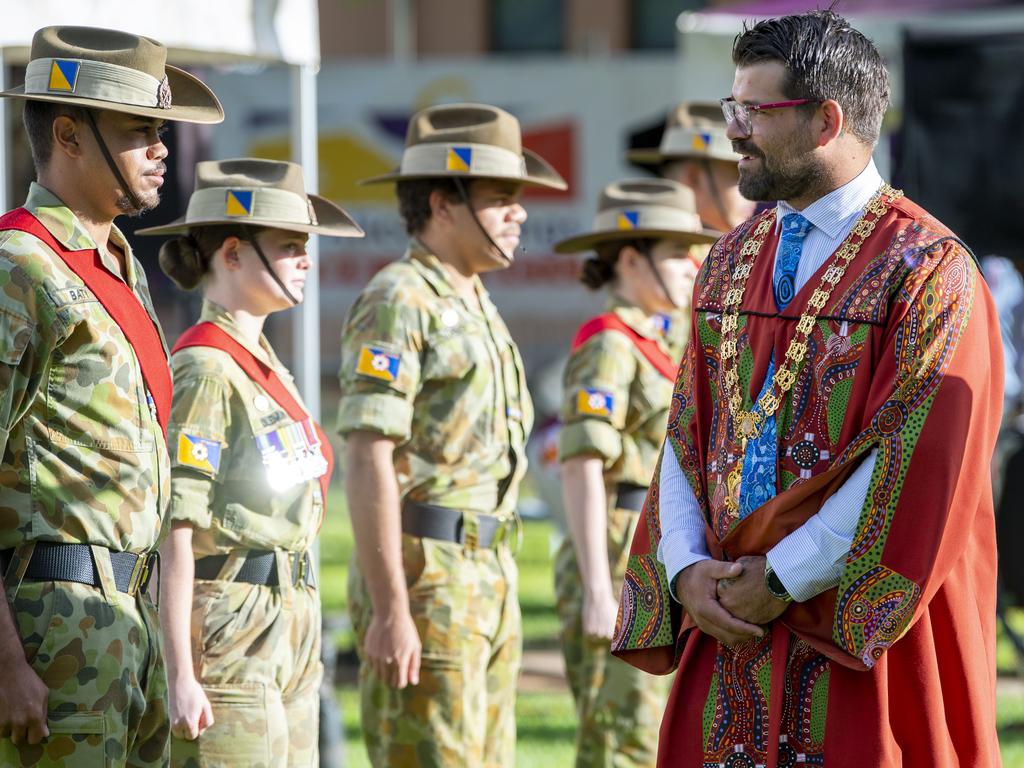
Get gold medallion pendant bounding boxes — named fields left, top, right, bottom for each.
left=717, top=185, right=903, bottom=511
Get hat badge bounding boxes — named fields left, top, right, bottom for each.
left=446, top=146, right=473, bottom=172
left=48, top=60, right=81, bottom=93
left=157, top=76, right=173, bottom=109
left=616, top=210, right=640, bottom=230
left=225, top=189, right=254, bottom=217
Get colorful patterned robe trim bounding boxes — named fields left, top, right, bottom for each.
left=612, top=196, right=1003, bottom=767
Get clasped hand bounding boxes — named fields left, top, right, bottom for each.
left=673, top=555, right=789, bottom=648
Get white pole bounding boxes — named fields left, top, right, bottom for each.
left=0, top=49, right=9, bottom=214
left=290, top=63, right=320, bottom=420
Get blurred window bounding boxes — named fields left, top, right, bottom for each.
left=631, top=0, right=705, bottom=50
left=490, top=0, right=565, bottom=52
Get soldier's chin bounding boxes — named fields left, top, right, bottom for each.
left=116, top=189, right=161, bottom=217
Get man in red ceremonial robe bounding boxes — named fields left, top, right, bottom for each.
left=612, top=10, right=1003, bottom=767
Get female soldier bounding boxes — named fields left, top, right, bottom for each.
left=138, top=158, right=362, bottom=766
left=553, top=179, right=718, bottom=767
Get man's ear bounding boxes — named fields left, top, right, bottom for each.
left=52, top=115, right=82, bottom=160
left=816, top=99, right=845, bottom=147
left=429, top=189, right=456, bottom=225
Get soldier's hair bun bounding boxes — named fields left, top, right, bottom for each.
left=580, top=255, right=616, bottom=289
left=159, top=234, right=207, bottom=290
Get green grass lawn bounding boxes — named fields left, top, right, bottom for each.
left=319, top=487, right=1024, bottom=766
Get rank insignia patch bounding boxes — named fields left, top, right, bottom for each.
left=577, top=387, right=614, bottom=417
left=617, top=210, right=640, bottom=230
left=48, top=60, right=81, bottom=92
left=225, top=189, right=254, bottom=217
left=446, top=146, right=473, bottom=172
left=356, top=344, right=401, bottom=382
left=177, top=434, right=222, bottom=475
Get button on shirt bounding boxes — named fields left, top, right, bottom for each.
left=658, top=161, right=884, bottom=602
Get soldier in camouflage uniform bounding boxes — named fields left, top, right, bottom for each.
left=0, top=27, right=223, bottom=767
left=338, top=103, right=566, bottom=767
left=136, top=159, right=362, bottom=767
left=552, top=180, right=719, bottom=767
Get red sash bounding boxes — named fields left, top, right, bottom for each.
left=571, top=312, right=678, bottom=381
left=172, top=322, right=335, bottom=524
left=0, top=208, right=171, bottom=435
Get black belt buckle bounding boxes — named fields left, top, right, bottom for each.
left=292, top=551, right=315, bottom=587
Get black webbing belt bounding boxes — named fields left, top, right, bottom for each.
left=0, top=542, right=156, bottom=596
left=401, top=501, right=507, bottom=548
left=194, top=550, right=316, bottom=588
left=614, top=482, right=649, bottom=513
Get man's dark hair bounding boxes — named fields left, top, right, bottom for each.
left=22, top=100, right=92, bottom=172
left=396, top=177, right=475, bottom=235
left=732, top=10, right=890, bottom=146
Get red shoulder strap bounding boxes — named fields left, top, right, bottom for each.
left=173, top=322, right=335, bottom=521
left=571, top=312, right=678, bottom=381
left=0, top=208, right=172, bottom=435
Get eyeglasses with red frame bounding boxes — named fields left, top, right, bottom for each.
left=719, top=97, right=822, bottom=135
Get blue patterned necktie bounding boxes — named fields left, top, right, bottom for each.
left=737, top=212, right=812, bottom=518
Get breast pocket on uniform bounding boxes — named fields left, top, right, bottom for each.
left=45, top=304, right=153, bottom=453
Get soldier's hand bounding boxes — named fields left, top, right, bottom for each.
left=365, top=608, right=422, bottom=689
left=675, top=559, right=765, bottom=648
left=0, top=659, right=50, bottom=745
left=582, top=587, right=620, bottom=641
left=169, top=675, right=215, bottom=741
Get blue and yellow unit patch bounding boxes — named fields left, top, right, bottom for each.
left=691, top=132, right=713, bottom=151
left=48, top=59, right=81, bottom=93
left=356, top=344, right=401, bottom=382
left=446, top=146, right=473, bottom=172
left=576, top=387, right=614, bottom=417
left=177, top=434, right=222, bottom=476
left=617, top=210, right=640, bottom=230
left=225, top=189, right=254, bottom=217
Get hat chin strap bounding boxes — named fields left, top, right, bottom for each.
left=84, top=110, right=144, bottom=213
left=242, top=224, right=300, bottom=306
left=452, top=177, right=521, bottom=264
left=636, top=241, right=680, bottom=310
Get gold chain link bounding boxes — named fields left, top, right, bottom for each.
left=721, top=184, right=903, bottom=442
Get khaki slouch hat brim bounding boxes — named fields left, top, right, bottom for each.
left=0, top=26, right=223, bottom=124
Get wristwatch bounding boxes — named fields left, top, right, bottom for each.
left=764, top=561, right=793, bottom=603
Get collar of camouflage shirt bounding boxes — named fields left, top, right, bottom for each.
left=25, top=181, right=138, bottom=287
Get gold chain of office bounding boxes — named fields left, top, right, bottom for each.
left=720, top=183, right=903, bottom=445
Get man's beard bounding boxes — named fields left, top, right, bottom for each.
left=115, top=187, right=161, bottom=217
left=734, top=135, right=830, bottom=203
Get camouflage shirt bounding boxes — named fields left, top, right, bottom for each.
left=168, top=300, right=325, bottom=557
left=558, top=296, right=680, bottom=489
left=0, top=183, right=170, bottom=552
left=337, top=242, right=533, bottom=518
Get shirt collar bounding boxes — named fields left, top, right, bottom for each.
left=407, top=239, right=491, bottom=312
left=775, top=159, right=884, bottom=240
left=199, top=298, right=281, bottom=370
left=607, top=294, right=671, bottom=344
left=25, top=182, right=138, bottom=286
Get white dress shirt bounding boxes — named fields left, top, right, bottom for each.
left=658, top=160, right=885, bottom=602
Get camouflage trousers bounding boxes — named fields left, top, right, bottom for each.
left=171, top=571, right=322, bottom=768
left=555, top=507, right=668, bottom=768
left=349, top=533, right=521, bottom=767
left=0, top=551, right=168, bottom=767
